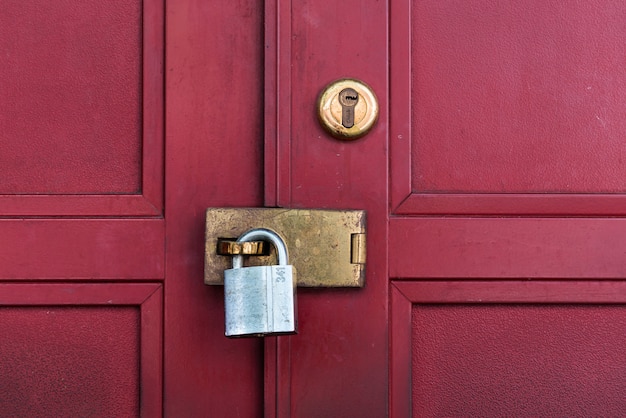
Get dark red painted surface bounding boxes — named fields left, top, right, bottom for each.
left=264, top=0, right=388, bottom=415
left=393, top=282, right=626, bottom=417
left=410, top=1, right=626, bottom=195
left=3, top=0, right=263, bottom=414
left=411, top=304, right=626, bottom=417
left=388, top=1, right=626, bottom=416
left=0, top=307, right=139, bottom=416
left=391, top=0, right=626, bottom=216
left=0, top=0, right=142, bottom=194
left=164, top=0, right=265, bottom=416
left=3, top=0, right=626, bottom=416
left=0, top=0, right=164, bottom=415
left=0, top=0, right=163, bottom=216
left=0, top=283, right=162, bottom=417
left=390, top=217, right=626, bottom=279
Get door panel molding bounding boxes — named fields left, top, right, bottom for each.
left=0, top=219, right=164, bottom=279
left=390, top=217, right=626, bottom=279
left=0, top=0, right=164, bottom=217
left=264, top=337, right=292, bottom=417
left=390, top=0, right=626, bottom=216
left=391, top=280, right=626, bottom=417
left=264, top=0, right=292, bottom=208
left=0, top=282, right=163, bottom=417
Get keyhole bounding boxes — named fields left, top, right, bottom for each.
left=338, top=88, right=359, bottom=128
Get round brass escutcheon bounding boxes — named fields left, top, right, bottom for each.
left=317, top=79, right=379, bottom=140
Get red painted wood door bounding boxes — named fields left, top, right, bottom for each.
left=4, top=1, right=626, bottom=417
left=1, top=0, right=165, bottom=416
left=1, top=0, right=267, bottom=415
left=258, top=0, right=626, bottom=417
left=388, top=2, right=626, bottom=416
left=2, top=0, right=264, bottom=416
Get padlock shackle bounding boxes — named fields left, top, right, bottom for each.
left=232, top=228, right=288, bottom=269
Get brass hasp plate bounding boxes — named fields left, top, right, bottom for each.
left=205, top=208, right=366, bottom=287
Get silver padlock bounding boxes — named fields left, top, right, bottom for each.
left=224, top=228, right=297, bottom=337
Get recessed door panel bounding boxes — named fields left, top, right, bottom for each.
left=412, top=304, right=626, bottom=417
left=0, top=283, right=162, bottom=416
left=0, top=0, right=163, bottom=216
left=410, top=1, right=626, bottom=195
left=392, top=281, right=626, bottom=417
left=0, top=306, right=140, bottom=416
left=391, top=0, right=626, bottom=215
left=1, top=0, right=142, bottom=195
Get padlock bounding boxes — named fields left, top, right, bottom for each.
left=223, top=228, right=297, bottom=337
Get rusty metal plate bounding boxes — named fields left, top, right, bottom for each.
left=205, top=208, right=366, bottom=287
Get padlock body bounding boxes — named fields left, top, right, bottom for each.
left=224, top=264, right=296, bottom=337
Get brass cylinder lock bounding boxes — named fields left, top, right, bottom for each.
left=317, top=79, right=379, bottom=140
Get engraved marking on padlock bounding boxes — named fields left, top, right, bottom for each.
left=224, top=228, right=296, bottom=337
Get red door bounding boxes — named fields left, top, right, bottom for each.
left=4, top=0, right=626, bottom=417
left=387, top=2, right=626, bottom=416
left=1, top=0, right=164, bottom=416
left=2, top=0, right=263, bottom=416
left=252, top=0, right=626, bottom=416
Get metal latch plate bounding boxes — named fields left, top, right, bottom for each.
left=205, top=208, right=366, bottom=287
